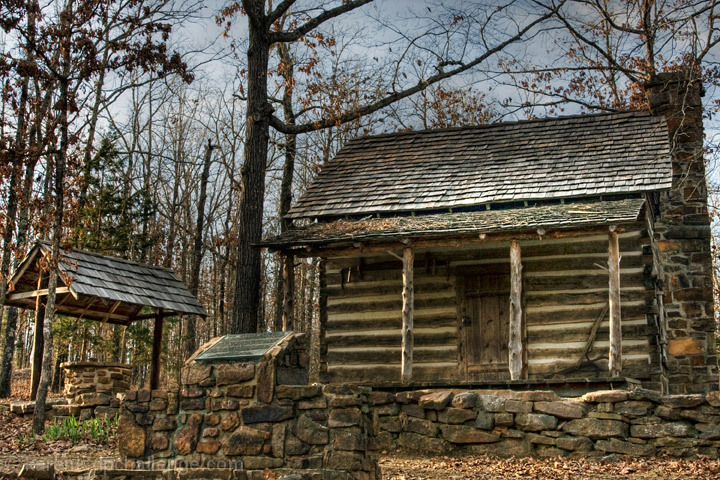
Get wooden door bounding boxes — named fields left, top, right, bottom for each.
left=461, top=274, right=510, bottom=380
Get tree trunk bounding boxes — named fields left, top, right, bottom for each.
left=0, top=3, right=33, bottom=397
left=276, top=40, right=297, bottom=332
left=51, top=349, right=66, bottom=393
left=273, top=260, right=283, bottom=331
left=33, top=19, right=70, bottom=431
left=30, top=273, right=46, bottom=400
left=184, top=140, right=214, bottom=358
left=231, top=1, right=271, bottom=334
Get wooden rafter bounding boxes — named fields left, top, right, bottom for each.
left=7, top=286, right=71, bottom=301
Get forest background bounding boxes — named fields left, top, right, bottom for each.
left=0, top=0, right=718, bottom=415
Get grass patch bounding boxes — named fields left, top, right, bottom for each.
left=41, top=414, right=118, bottom=444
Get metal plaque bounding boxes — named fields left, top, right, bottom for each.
left=194, top=331, right=292, bottom=364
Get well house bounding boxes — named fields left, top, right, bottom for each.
left=263, top=72, right=718, bottom=395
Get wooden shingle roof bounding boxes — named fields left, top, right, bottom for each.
left=5, top=242, right=206, bottom=324
left=287, top=111, right=672, bottom=219
left=265, top=197, right=646, bottom=249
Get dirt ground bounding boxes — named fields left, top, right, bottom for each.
left=380, top=455, right=720, bottom=480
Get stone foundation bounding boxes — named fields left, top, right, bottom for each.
left=118, top=333, right=720, bottom=478
left=369, top=387, right=720, bottom=458
left=121, top=381, right=720, bottom=476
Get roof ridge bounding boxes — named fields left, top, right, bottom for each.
left=38, top=240, right=175, bottom=273
left=345, top=109, right=657, bottom=143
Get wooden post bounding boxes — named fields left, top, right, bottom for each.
left=282, top=253, right=294, bottom=331
left=608, top=229, right=622, bottom=376
left=401, top=246, right=414, bottom=383
left=508, top=240, right=524, bottom=380
left=150, top=309, right=164, bottom=390
left=30, top=273, right=46, bottom=401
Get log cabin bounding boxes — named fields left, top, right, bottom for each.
left=262, top=72, right=718, bottom=395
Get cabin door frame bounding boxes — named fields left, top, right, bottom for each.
left=458, top=271, right=521, bottom=381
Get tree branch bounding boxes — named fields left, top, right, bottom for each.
left=269, top=0, right=373, bottom=44
left=268, top=0, right=296, bottom=24
left=270, top=2, right=562, bottom=135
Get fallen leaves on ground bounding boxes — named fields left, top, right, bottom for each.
left=0, top=410, right=116, bottom=472
left=380, top=454, right=720, bottom=480
left=7, top=369, right=31, bottom=401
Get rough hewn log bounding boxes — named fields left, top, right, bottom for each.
left=325, top=329, right=456, bottom=348
left=150, top=309, right=164, bottom=390
left=326, top=313, right=456, bottom=332
left=608, top=230, right=622, bottom=376
left=509, top=240, right=524, bottom=380
left=401, top=246, right=414, bottom=383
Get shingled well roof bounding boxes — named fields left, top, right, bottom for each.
left=287, top=111, right=672, bottom=219
left=6, top=242, right=206, bottom=324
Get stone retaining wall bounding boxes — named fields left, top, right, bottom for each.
left=369, top=387, right=720, bottom=459
left=120, top=381, right=720, bottom=479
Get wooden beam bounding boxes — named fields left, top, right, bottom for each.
left=8, top=286, right=70, bottom=301
left=9, top=297, right=133, bottom=323
left=150, top=309, right=164, bottom=390
left=608, top=229, right=622, bottom=376
left=7, top=247, right=38, bottom=290
left=132, top=311, right=177, bottom=321
left=508, top=240, right=524, bottom=380
left=282, top=253, right=294, bottom=331
left=54, top=304, right=131, bottom=322
left=102, top=301, right=122, bottom=325
left=401, top=246, right=414, bottom=383
left=274, top=224, right=631, bottom=257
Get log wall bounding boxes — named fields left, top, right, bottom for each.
left=319, top=227, right=657, bottom=386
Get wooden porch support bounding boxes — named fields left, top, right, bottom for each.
left=282, top=253, right=295, bottom=331
left=150, top=308, right=164, bottom=390
left=401, top=246, right=414, bottom=383
left=30, top=273, right=47, bottom=401
left=608, top=229, right=622, bottom=376
left=508, top=240, right=524, bottom=380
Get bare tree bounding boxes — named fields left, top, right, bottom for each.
left=225, top=0, right=561, bottom=333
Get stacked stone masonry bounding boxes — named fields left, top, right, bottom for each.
left=369, top=387, right=720, bottom=459
left=117, top=332, right=720, bottom=478
left=644, top=73, right=718, bottom=393
left=121, top=383, right=720, bottom=474
left=59, top=361, right=131, bottom=420
left=118, top=334, right=380, bottom=480
left=10, top=361, right=131, bottom=421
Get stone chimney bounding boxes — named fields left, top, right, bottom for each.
left=644, top=71, right=718, bottom=393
